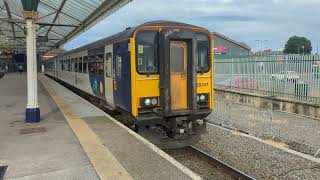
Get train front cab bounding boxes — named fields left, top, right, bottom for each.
left=130, top=26, right=214, bottom=148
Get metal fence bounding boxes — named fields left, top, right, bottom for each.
left=209, top=99, right=320, bottom=157
left=214, top=55, right=320, bottom=103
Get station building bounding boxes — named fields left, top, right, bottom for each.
left=212, top=32, right=251, bottom=59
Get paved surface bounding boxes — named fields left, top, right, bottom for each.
left=196, top=123, right=320, bottom=179
left=0, top=73, right=99, bottom=180
left=39, top=74, right=199, bottom=180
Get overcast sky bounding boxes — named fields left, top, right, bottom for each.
left=64, top=0, right=320, bottom=53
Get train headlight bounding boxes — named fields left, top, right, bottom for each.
left=151, top=98, right=158, bottom=106
left=144, top=99, right=151, bottom=106
left=140, top=97, right=159, bottom=107
left=197, top=94, right=209, bottom=103
left=200, top=95, right=206, bottom=101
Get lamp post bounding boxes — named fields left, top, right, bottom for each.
left=256, top=39, right=268, bottom=60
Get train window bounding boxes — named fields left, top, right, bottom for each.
left=70, top=59, right=73, bottom=71
left=136, top=30, right=159, bottom=74
left=83, top=56, right=88, bottom=73
left=61, top=60, right=63, bottom=70
left=89, top=55, right=95, bottom=62
left=68, top=59, right=71, bottom=71
left=105, top=53, right=112, bottom=77
left=74, top=58, right=78, bottom=72
left=79, top=57, right=83, bottom=73
left=96, top=54, right=103, bottom=62
left=97, top=62, right=104, bottom=75
left=196, top=33, right=210, bottom=73
left=89, top=62, right=95, bottom=74
left=71, top=58, right=74, bottom=72
left=96, top=54, right=104, bottom=76
left=170, top=47, right=184, bottom=72
left=88, top=56, right=95, bottom=74
left=115, top=55, right=122, bottom=79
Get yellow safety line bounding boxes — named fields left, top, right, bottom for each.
left=39, top=76, right=133, bottom=180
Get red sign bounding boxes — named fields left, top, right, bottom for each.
left=214, top=46, right=228, bottom=54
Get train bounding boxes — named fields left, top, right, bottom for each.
left=44, top=21, right=214, bottom=149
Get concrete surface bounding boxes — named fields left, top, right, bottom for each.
left=40, top=76, right=134, bottom=180
left=0, top=73, right=99, bottom=180
left=215, top=88, right=320, bottom=119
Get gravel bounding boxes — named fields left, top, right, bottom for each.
left=165, top=148, right=234, bottom=180
left=209, top=99, right=320, bottom=154
left=195, top=124, right=320, bottom=179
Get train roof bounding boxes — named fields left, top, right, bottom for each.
left=56, top=20, right=208, bottom=58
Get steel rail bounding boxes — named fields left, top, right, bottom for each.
left=189, top=146, right=256, bottom=180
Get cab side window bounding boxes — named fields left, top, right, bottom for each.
left=136, top=30, right=159, bottom=74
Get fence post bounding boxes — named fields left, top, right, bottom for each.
left=254, top=57, right=257, bottom=93
left=284, top=56, right=288, bottom=98
left=231, top=58, right=234, bottom=91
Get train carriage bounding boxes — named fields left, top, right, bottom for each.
left=45, top=21, right=214, bottom=149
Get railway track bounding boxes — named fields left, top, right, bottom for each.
left=165, top=146, right=255, bottom=180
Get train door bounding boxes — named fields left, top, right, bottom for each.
left=113, top=41, right=131, bottom=112
left=88, top=48, right=105, bottom=99
left=104, top=45, right=114, bottom=105
left=170, top=41, right=188, bottom=110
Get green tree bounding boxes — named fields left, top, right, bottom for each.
left=284, top=36, right=312, bottom=55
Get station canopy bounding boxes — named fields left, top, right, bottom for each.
left=0, top=0, right=132, bottom=54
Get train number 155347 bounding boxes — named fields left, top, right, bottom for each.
left=197, top=82, right=209, bottom=87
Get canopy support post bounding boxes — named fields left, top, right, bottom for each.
left=24, top=11, right=40, bottom=123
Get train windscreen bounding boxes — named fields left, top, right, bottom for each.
left=136, top=30, right=159, bottom=74
left=196, top=33, right=211, bottom=73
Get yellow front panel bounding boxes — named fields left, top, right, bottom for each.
left=136, top=79, right=160, bottom=108
left=197, top=76, right=212, bottom=93
left=197, top=75, right=213, bottom=109
left=130, top=27, right=215, bottom=117
left=131, top=36, right=160, bottom=116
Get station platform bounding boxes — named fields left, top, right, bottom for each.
left=0, top=73, right=200, bottom=180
